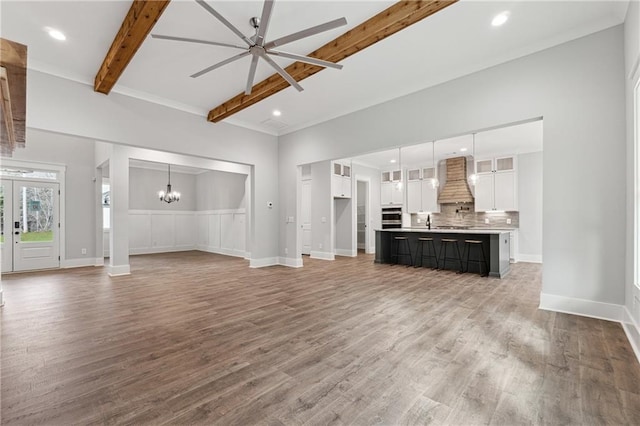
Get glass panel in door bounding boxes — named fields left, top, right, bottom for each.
left=1, top=180, right=13, bottom=273
left=13, top=181, right=59, bottom=271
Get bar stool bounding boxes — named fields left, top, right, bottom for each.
left=438, top=238, right=463, bottom=273
left=414, top=237, right=439, bottom=269
left=391, top=236, right=413, bottom=266
left=463, top=239, right=489, bottom=277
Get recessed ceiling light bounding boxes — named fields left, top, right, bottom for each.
left=491, top=11, right=510, bottom=27
left=390, top=159, right=396, bottom=163
left=272, top=110, right=281, bottom=117
left=460, top=147, right=468, bottom=152
left=46, top=27, right=66, bottom=41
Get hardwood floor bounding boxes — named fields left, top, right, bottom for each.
left=2, top=251, right=639, bottom=425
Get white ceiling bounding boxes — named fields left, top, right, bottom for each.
left=350, top=119, right=543, bottom=169
left=0, top=0, right=629, bottom=136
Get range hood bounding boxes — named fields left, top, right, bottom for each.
left=437, top=157, right=474, bottom=204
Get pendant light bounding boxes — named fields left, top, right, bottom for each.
left=468, top=133, right=478, bottom=186
left=158, top=164, right=180, bottom=203
left=431, top=140, right=439, bottom=189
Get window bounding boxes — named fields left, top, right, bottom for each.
left=636, top=78, right=640, bottom=288
left=102, top=182, right=110, bottom=230
left=0, top=168, right=58, bottom=180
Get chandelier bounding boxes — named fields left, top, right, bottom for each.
left=159, top=164, right=180, bottom=203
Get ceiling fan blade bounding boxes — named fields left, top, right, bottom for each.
left=190, top=51, right=250, bottom=78
left=259, top=52, right=303, bottom=92
left=264, top=17, right=347, bottom=50
left=267, top=50, right=343, bottom=70
left=245, top=55, right=259, bottom=95
left=255, top=0, right=274, bottom=47
left=195, top=0, right=253, bottom=46
left=151, top=34, right=246, bottom=50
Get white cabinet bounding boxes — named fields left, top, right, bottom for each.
left=332, top=162, right=352, bottom=198
left=381, top=182, right=403, bottom=206
left=406, top=167, right=440, bottom=213
left=474, top=156, right=517, bottom=211
left=381, top=169, right=403, bottom=206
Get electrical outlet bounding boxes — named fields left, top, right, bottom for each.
left=319, top=243, right=323, bottom=249
left=506, top=218, right=512, bottom=225
left=81, top=248, right=87, bottom=255
left=417, top=218, right=422, bottom=224
left=285, top=248, right=288, bottom=255
left=321, top=217, right=326, bottom=223
left=485, top=218, right=490, bottom=224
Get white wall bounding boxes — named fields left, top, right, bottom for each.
left=195, top=170, right=246, bottom=211
left=517, top=151, right=543, bottom=262
left=8, top=129, right=96, bottom=262
left=129, top=167, right=197, bottom=211
left=624, top=1, right=640, bottom=357
left=26, top=70, right=278, bottom=266
left=279, top=27, right=626, bottom=311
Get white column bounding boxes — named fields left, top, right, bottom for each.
left=108, top=145, right=130, bottom=276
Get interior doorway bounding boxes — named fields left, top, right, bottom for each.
left=301, top=178, right=312, bottom=255
left=356, top=179, right=370, bottom=254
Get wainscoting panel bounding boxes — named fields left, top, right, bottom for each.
left=175, top=213, right=197, bottom=249
left=208, top=214, right=221, bottom=249
left=151, top=214, right=175, bottom=250
left=129, top=213, right=152, bottom=252
left=105, top=210, right=246, bottom=257
left=197, top=209, right=246, bottom=258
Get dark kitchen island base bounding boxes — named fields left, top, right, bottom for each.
left=375, top=229, right=511, bottom=278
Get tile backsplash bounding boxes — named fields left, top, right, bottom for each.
left=411, top=203, right=519, bottom=229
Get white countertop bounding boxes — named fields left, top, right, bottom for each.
left=376, top=228, right=511, bottom=235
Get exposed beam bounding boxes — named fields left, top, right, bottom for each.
left=0, top=38, right=27, bottom=157
left=208, top=0, right=458, bottom=123
left=94, top=0, right=171, bottom=94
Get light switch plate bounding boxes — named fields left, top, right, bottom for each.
left=506, top=218, right=512, bottom=225
left=485, top=218, right=490, bottom=224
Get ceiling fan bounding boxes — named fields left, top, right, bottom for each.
left=152, top=0, right=347, bottom=95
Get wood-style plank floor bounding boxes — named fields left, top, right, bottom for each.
left=2, top=251, right=639, bottom=425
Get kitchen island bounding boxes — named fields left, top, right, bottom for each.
left=375, top=228, right=511, bottom=278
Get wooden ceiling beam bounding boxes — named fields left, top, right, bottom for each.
left=208, top=0, right=458, bottom=123
left=94, top=0, right=171, bottom=94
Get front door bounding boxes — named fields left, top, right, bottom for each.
left=4, top=180, right=60, bottom=272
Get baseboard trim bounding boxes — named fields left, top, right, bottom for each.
left=539, top=293, right=624, bottom=323
left=277, top=257, right=303, bottom=268
left=517, top=254, right=542, bottom=263
left=335, top=249, right=357, bottom=257
left=94, top=257, right=104, bottom=267
left=107, top=264, right=131, bottom=276
left=623, top=307, right=640, bottom=364
left=61, top=258, right=103, bottom=269
left=310, top=251, right=335, bottom=261
left=196, top=246, right=247, bottom=259
left=130, top=246, right=196, bottom=255
left=249, top=257, right=279, bottom=268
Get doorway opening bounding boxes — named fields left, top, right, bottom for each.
left=1, top=163, right=63, bottom=273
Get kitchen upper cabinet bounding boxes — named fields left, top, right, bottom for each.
left=474, top=156, right=517, bottom=211
left=381, top=182, right=403, bottom=206
left=381, top=169, right=403, bottom=205
left=406, top=167, right=439, bottom=213
left=332, top=162, right=352, bottom=198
